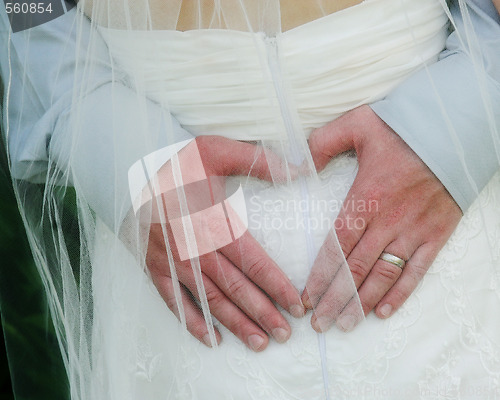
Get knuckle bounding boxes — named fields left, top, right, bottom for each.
left=374, top=262, right=402, bottom=282
left=187, top=318, right=210, bottom=339
left=407, top=261, right=429, bottom=281
left=225, top=277, right=248, bottom=299
left=313, top=264, right=334, bottom=284
left=204, top=287, right=226, bottom=309
left=274, top=282, right=292, bottom=301
left=256, top=309, right=282, bottom=329
left=245, top=257, right=269, bottom=281
left=319, top=296, right=348, bottom=318
left=348, top=257, right=371, bottom=281
left=268, top=280, right=294, bottom=307
left=388, top=286, right=410, bottom=305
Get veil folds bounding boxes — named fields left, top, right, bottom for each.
left=1, top=0, right=500, bottom=398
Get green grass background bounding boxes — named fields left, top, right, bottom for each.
left=0, top=139, right=68, bottom=400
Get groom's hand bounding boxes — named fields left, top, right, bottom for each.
left=302, top=105, right=462, bottom=332
left=145, top=136, right=305, bottom=352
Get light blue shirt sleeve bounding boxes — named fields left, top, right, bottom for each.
left=0, top=5, right=193, bottom=231
left=371, top=0, right=500, bottom=212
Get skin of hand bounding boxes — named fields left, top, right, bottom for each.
left=494, top=0, right=500, bottom=13
left=144, top=136, right=305, bottom=352
left=301, top=105, right=462, bottom=332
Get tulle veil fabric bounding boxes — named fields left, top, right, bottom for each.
left=1, top=0, right=500, bottom=398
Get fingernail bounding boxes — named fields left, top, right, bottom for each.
left=312, top=316, right=331, bottom=333
left=202, top=334, right=213, bottom=348
left=302, top=297, right=313, bottom=310
left=379, top=304, right=393, bottom=318
left=302, top=290, right=313, bottom=310
left=336, top=315, right=356, bottom=332
left=248, top=334, right=266, bottom=352
left=272, top=327, right=290, bottom=343
left=290, top=304, right=305, bottom=318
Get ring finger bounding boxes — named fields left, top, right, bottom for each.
left=356, top=239, right=413, bottom=315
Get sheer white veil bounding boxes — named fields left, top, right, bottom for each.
left=1, top=0, right=500, bottom=398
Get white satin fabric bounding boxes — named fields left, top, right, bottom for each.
left=99, top=0, right=447, bottom=141
left=91, top=0, right=500, bottom=398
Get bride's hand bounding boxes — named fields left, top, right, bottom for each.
left=144, top=136, right=305, bottom=351
left=302, top=105, right=462, bottom=332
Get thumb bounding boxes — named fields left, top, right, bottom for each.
left=199, top=136, right=297, bottom=182
left=308, top=116, right=356, bottom=172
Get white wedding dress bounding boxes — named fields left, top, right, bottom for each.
left=88, top=0, right=500, bottom=398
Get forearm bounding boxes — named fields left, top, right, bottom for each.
left=370, top=0, right=500, bottom=212
left=1, top=5, right=193, bottom=231
left=50, top=83, right=192, bottom=231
